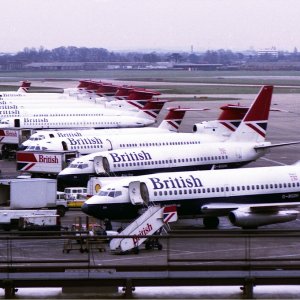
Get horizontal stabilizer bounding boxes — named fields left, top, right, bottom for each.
left=254, top=140, right=300, bottom=150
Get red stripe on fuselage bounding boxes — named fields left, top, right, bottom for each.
left=16, top=152, right=37, bottom=162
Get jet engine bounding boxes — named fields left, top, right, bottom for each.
left=192, top=122, right=211, bottom=133
left=228, top=209, right=298, bottom=229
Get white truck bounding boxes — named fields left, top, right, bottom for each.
left=0, top=178, right=68, bottom=218
left=0, top=128, right=35, bottom=159
left=16, top=150, right=79, bottom=178
left=63, top=187, right=88, bottom=208
left=0, top=210, right=59, bottom=231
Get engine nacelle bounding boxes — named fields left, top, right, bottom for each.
left=193, top=122, right=211, bottom=133
left=228, top=209, right=298, bottom=229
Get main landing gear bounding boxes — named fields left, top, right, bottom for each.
left=203, top=216, right=219, bottom=229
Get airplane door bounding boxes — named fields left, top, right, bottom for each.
left=20, top=129, right=32, bottom=142
left=235, top=147, right=242, bottom=159
left=129, top=181, right=149, bottom=205
left=94, top=156, right=110, bottom=174
left=14, top=119, right=20, bottom=128
left=106, top=139, right=113, bottom=151
left=62, top=141, right=68, bottom=151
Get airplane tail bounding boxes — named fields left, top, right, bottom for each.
left=114, top=86, right=134, bottom=99
left=17, top=80, right=31, bottom=93
left=95, top=83, right=120, bottom=96
left=217, top=104, right=249, bottom=132
left=85, top=81, right=102, bottom=94
left=124, top=89, right=162, bottom=111
left=228, top=85, right=273, bottom=143
left=193, top=104, right=249, bottom=137
left=159, top=107, right=209, bottom=132
left=127, top=89, right=161, bottom=100
left=136, top=99, right=169, bottom=121
left=77, top=80, right=94, bottom=89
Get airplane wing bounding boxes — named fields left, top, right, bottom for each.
left=201, top=202, right=300, bottom=215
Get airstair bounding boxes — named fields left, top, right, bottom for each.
left=109, top=205, right=177, bottom=253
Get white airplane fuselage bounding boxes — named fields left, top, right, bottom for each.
left=82, top=162, right=300, bottom=228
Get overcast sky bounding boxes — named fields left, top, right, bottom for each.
left=2, top=0, right=300, bottom=53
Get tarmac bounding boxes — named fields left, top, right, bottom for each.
left=0, top=90, right=300, bottom=298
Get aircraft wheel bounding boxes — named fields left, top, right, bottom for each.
left=145, top=241, right=152, bottom=250
left=56, top=206, right=66, bottom=217
left=203, top=216, right=219, bottom=229
left=133, top=247, right=139, bottom=254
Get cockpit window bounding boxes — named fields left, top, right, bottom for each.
left=99, top=190, right=122, bottom=198
left=78, top=163, right=88, bottom=169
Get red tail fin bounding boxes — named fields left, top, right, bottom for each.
left=160, top=107, right=209, bottom=131
left=114, top=86, right=134, bottom=97
left=138, top=99, right=168, bottom=120
left=18, top=80, right=31, bottom=93
left=228, top=85, right=273, bottom=142
left=243, top=85, right=273, bottom=123
left=218, top=104, right=249, bottom=132
left=77, top=80, right=94, bottom=89
left=127, top=89, right=161, bottom=100
left=85, top=81, right=102, bottom=93
left=96, top=83, right=120, bottom=96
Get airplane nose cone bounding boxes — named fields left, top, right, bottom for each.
left=81, top=203, right=90, bottom=215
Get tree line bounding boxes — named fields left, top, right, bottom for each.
left=1, top=46, right=300, bottom=65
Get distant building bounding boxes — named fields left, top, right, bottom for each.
left=257, top=47, right=279, bottom=58
left=24, top=61, right=151, bottom=71
left=172, top=63, right=223, bottom=71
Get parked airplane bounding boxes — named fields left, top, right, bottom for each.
left=0, top=99, right=166, bottom=129
left=81, top=160, right=300, bottom=229
left=27, top=85, right=274, bottom=155
left=0, top=81, right=74, bottom=99
left=56, top=85, right=278, bottom=188
left=0, top=84, right=163, bottom=118
left=20, top=100, right=258, bottom=150
left=66, top=85, right=300, bottom=178
left=20, top=106, right=207, bottom=149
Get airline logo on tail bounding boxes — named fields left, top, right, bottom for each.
left=219, top=120, right=241, bottom=132
left=218, top=104, right=249, bottom=132
left=163, top=205, right=178, bottom=223
left=126, top=100, right=149, bottom=110
left=228, top=85, right=273, bottom=142
left=17, top=81, right=31, bottom=93
left=162, top=107, right=209, bottom=131
left=245, top=121, right=268, bottom=138
left=139, top=100, right=169, bottom=120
